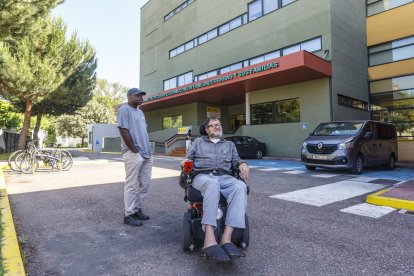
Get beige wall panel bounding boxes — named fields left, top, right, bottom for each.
left=398, top=140, right=414, bottom=162
left=367, top=3, right=414, bottom=46
left=368, top=59, right=414, bottom=81
left=242, top=78, right=331, bottom=157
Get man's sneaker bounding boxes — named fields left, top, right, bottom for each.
left=124, top=214, right=143, bottom=227
left=134, top=209, right=149, bottom=220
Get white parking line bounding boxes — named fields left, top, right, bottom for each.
left=350, top=176, right=378, bottom=183
left=341, top=203, right=395, bottom=218
left=283, top=170, right=306, bottom=174
left=270, top=180, right=385, bottom=207
left=312, top=174, right=339, bottom=178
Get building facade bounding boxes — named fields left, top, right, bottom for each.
left=366, top=0, right=414, bottom=161
left=139, top=0, right=411, bottom=160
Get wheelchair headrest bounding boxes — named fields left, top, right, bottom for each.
left=199, top=118, right=209, bottom=136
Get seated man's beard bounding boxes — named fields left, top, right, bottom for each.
left=209, top=132, right=222, bottom=139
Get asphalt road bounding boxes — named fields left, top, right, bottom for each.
left=4, top=152, right=414, bottom=275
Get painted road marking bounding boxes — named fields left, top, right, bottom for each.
left=351, top=176, right=378, bottom=183
left=312, top=174, right=339, bottom=178
left=257, top=168, right=283, bottom=171
left=283, top=170, right=306, bottom=174
left=270, top=180, right=385, bottom=207
left=341, top=203, right=395, bottom=218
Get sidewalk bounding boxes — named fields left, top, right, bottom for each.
left=366, top=179, right=414, bottom=212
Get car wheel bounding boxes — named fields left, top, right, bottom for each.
left=386, top=154, right=395, bottom=170
left=255, top=149, right=263, bottom=159
left=351, top=154, right=364, bottom=174
left=305, top=165, right=316, bottom=170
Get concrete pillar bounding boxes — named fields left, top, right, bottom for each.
left=245, top=92, right=251, bottom=125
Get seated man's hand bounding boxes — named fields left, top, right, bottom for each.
left=239, top=163, right=249, bottom=181
left=181, top=159, right=189, bottom=168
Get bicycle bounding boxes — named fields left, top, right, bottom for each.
left=18, top=146, right=73, bottom=174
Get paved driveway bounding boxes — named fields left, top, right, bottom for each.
left=4, top=157, right=414, bottom=275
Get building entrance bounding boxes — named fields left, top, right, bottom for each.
left=229, top=114, right=246, bottom=133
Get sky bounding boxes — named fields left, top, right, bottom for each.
left=52, top=0, right=150, bottom=89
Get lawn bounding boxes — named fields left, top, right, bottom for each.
left=0, top=152, right=10, bottom=162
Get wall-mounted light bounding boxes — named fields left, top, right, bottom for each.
left=323, top=49, right=330, bottom=59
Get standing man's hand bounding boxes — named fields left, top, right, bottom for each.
left=239, top=163, right=249, bottom=181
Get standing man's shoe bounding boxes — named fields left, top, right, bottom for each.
left=134, top=208, right=149, bottom=220
left=124, top=214, right=143, bottom=227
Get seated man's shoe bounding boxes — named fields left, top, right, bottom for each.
left=221, top=243, right=245, bottom=258
left=201, top=244, right=230, bottom=262
left=134, top=209, right=149, bottom=220
left=124, top=214, right=143, bottom=227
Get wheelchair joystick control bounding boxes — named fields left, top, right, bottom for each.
left=183, top=160, right=193, bottom=173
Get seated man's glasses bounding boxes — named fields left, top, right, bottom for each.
left=208, top=123, right=222, bottom=129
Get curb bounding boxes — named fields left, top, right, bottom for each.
left=366, top=189, right=414, bottom=211
left=0, top=168, right=26, bottom=275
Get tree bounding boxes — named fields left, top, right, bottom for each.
left=0, top=16, right=94, bottom=149
left=94, top=79, right=128, bottom=109
left=56, top=97, right=117, bottom=145
left=0, top=98, right=23, bottom=130
left=32, top=51, right=97, bottom=141
left=0, top=0, right=63, bottom=40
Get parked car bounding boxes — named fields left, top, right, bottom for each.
left=225, top=136, right=266, bottom=159
left=301, top=120, right=398, bottom=174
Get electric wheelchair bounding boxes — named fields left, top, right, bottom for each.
left=179, top=162, right=250, bottom=252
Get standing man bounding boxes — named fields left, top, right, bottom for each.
left=118, top=88, right=153, bottom=227
left=185, top=128, right=192, bottom=153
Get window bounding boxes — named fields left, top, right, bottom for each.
left=370, top=74, right=414, bottom=138
left=274, top=98, right=300, bottom=123
left=230, top=62, right=243, bottom=71
left=207, top=29, right=218, bottom=40
left=164, top=77, right=177, bottom=91
left=250, top=55, right=265, bottom=65
left=264, top=0, right=278, bottom=14
left=338, top=94, right=369, bottom=111
left=168, top=0, right=299, bottom=58
left=198, top=33, right=208, bottom=44
left=164, top=72, right=192, bottom=91
left=169, top=49, right=177, bottom=58
left=264, top=51, right=280, bottom=60
left=283, top=45, right=300, bottom=55
left=163, top=115, right=183, bottom=129
left=184, top=40, right=194, bottom=51
left=251, top=98, right=300, bottom=125
left=301, top=38, right=322, bottom=52
left=369, top=36, right=414, bottom=66
left=176, top=45, right=185, bottom=55
left=197, top=70, right=217, bottom=81
left=219, top=23, right=230, bottom=35
left=248, top=0, right=263, bottom=21
left=229, top=16, right=242, bottom=30
left=164, top=0, right=196, bottom=21
left=282, top=0, right=296, bottom=6
left=251, top=103, right=273, bottom=125
left=367, top=0, right=412, bottom=16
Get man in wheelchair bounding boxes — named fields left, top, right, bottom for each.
left=181, top=117, right=249, bottom=262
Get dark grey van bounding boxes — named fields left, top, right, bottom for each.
left=301, top=120, right=398, bottom=174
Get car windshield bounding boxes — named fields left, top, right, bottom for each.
left=312, top=122, right=363, bottom=136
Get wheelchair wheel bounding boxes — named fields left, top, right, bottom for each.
left=182, top=212, right=194, bottom=251
left=240, top=214, right=249, bottom=249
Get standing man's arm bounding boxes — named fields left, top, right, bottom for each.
left=119, top=128, right=138, bottom=153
